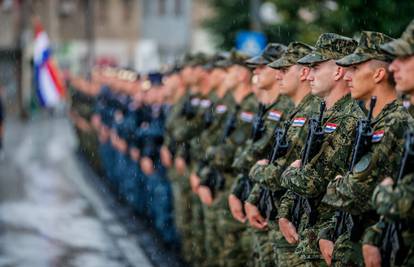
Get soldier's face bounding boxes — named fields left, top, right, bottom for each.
left=209, top=68, right=226, bottom=89
left=279, top=65, right=300, bottom=96
left=223, top=66, right=240, bottom=89
left=181, top=67, right=194, bottom=85
left=257, top=66, right=278, bottom=90
left=307, top=60, right=336, bottom=98
left=389, top=56, right=414, bottom=94
left=344, top=61, right=375, bottom=101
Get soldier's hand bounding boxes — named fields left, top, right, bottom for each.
left=244, top=202, right=267, bottom=229
left=319, top=239, right=334, bottom=266
left=129, top=147, right=140, bottom=162
left=290, top=159, right=301, bottom=169
left=257, top=159, right=269, bottom=166
left=380, top=177, right=394, bottom=186
left=198, top=186, right=213, bottom=206
left=228, top=194, right=246, bottom=223
left=175, top=157, right=187, bottom=175
left=141, top=157, right=154, bottom=175
left=160, top=146, right=173, bottom=167
left=362, top=244, right=381, bottom=267
left=278, top=218, right=299, bottom=244
left=334, top=175, right=342, bottom=181
left=190, top=172, right=201, bottom=193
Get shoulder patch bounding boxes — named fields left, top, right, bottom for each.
left=292, top=117, right=306, bottom=127
left=191, top=98, right=200, bottom=106
left=216, top=105, right=227, bottom=114
left=372, top=130, right=385, bottom=143
left=267, top=110, right=282, bottom=121
left=354, top=154, right=372, bottom=174
left=240, top=111, right=254, bottom=123
left=324, top=123, right=338, bottom=133
left=200, top=99, right=211, bottom=108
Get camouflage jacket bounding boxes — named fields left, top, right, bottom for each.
left=210, top=92, right=258, bottom=173
left=321, top=100, right=413, bottom=243
left=171, top=91, right=204, bottom=160
left=246, top=93, right=321, bottom=205
left=362, top=172, right=414, bottom=266
left=163, top=90, right=189, bottom=155
left=279, top=94, right=364, bottom=260
left=230, top=95, right=293, bottom=196
left=196, top=90, right=236, bottom=179
left=189, top=90, right=220, bottom=164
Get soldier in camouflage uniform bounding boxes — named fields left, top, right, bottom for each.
left=195, top=51, right=258, bottom=267
left=161, top=64, right=194, bottom=261
left=319, top=31, right=414, bottom=267
left=191, top=54, right=236, bottom=267
left=163, top=54, right=209, bottom=265
left=243, top=42, right=320, bottom=267
left=226, top=43, right=294, bottom=267
left=274, top=33, right=362, bottom=267
left=359, top=20, right=414, bottom=267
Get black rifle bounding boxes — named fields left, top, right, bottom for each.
left=251, top=103, right=267, bottom=142
left=332, top=96, right=377, bottom=241
left=380, top=130, right=414, bottom=267
left=181, top=95, right=196, bottom=119
left=291, top=100, right=326, bottom=229
left=236, top=103, right=268, bottom=202
left=203, top=101, right=214, bottom=129
left=207, top=106, right=240, bottom=197
left=254, top=121, right=292, bottom=219
left=270, top=120, right=292, bottom=165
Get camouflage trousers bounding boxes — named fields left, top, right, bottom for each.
left=331, top=235, right=364, bottom=267
left=217, top=172, right=253, bottom=267
left=271, top=221, right=305, bottom=267
left=203, top=195, right=223, bottom=267
left=170, top=169, right=193, bottom=263
left=190, top=193, right=206, bottom=267
left=250, top=228, right=275, bottom=267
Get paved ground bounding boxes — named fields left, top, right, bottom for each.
left=0, top=115, right=154, bottom=267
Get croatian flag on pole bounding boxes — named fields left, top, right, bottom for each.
left=33, top=21, right=65, bottom=107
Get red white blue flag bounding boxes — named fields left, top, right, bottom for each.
left=372, top=130, right=385, bottom=143
left=33, top=20, right=66, bottom=107
left=292, top=117, right=306, bottom=127
left=324, top=123, right=338, bottom=133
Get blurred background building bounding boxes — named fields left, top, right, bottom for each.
left=0, top=0, right=214, bottom=117
left=1, top=0, right=414, bottom=118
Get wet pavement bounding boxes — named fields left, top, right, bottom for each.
left=0, top=115, right=154, bottom=267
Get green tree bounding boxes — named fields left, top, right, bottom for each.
left=203, top=0, right=414, bottom=50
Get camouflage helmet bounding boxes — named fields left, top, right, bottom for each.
left=381, top=19, right=414, bottom=57
left=245, top=43, right=287, bottom=67
left=268, top=42, right=314, bottom=69
left=298, top=33, right=357, bottom=65
left=181, top=52, right=209, bottom=67
left=336, top=31, right=395, bottom=67
left=202, top=53, right=228, bottom=71
left=215, top=49, right=251, bottom=68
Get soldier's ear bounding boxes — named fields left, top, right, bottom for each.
left=373, top=67, right=387, bottom=84
left=334, top=66, right=345, bottom=81
left=299, top=66, right=310, bottom=81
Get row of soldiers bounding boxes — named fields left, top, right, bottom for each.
left=69, top=19, right=414, bottom=267
left=69, top=69, right=180, bottom=246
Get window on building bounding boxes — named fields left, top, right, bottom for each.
left=158, top=0, right=166, bottom=16
left=123, top=0, right=132, bottom=21
left=174, top=0, right=182, bottom=16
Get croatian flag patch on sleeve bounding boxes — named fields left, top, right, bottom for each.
left=240, top=111, right=254, bottom=123
left=324, top=123, right=338, bottom=133
left=372, top=130, right=385, bottom=143
left=267, top=110, right=282, bottom=121
left=292, top=117, right=306, bottom=127
left=216, top=105, right=227, bottom=114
